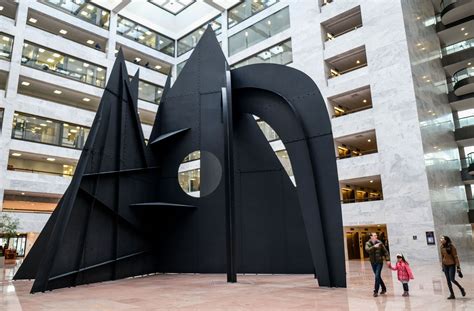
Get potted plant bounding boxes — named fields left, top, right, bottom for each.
left=0, top=213, right=20, bottom=267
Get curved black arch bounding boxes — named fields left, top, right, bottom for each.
left=232, top=64, right=345, bottom=287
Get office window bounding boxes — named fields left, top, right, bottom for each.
left=12, top=112, right=90, bottom=150
left=139, top=80, right=163, bottom=104
left=117, top=16, right=175, bottom=57
left=38, top=0, right=110, bottom=29
left=228, top=0, right=279, bottom=28
left=0, top=108, right=4, bottom=133
left=21, top=42, right=106, bottom=87
left=176, top=60, right=187, bottom=77
left=177, top=15, right=222, bottom=56
left=0, top=34, right=13, bottom=60
left=231, top=39, right=292, bottom=69
left=228, top=6, right=290, bottom=56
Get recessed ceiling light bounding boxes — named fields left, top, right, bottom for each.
left=356, top=60, right=360, bottom=64
left=145, top=31, right=152, bottom=35
left=0, top=6, right=3, bottom=11
left=363, top=99, right=367, bottom=103
left=59, top=29, right=68, bottom=35
left=2, top=36, right=10, bottom=41
left=40, top=123, right=47, bottom=127
left=83, top=97, right=90, bottom=102
left=64, top=123, right=69, bottom=127
left=21, top=81, right=30, bottom=86
left=46, top=120, right=52, bottom=123
left=367, top=139, right=371, bottom=142
left=29, top=17, right=37, bottom=23
left=369, top=180, right=374, bottom=183
left=21, top=192, right=25, bottom=195
left=135, top=57, right=141, bottom=62
left=46, top=158, right=56, bottom=161
left=461, top=28, right=465, bottom=31
left=416, top=43, right=422, bottom=46
left=86, top=39, right=94, bottom=44
left=53, top=53, right=61, bottom=58
left=12, top=153, right=22, bottom=157
left=465, top=32, right=469, bottom=36
left=38, top=48, right=45, bottom=53
left=426, top=79, right=431, bottom=82
left=139, top=35, right=145, bottom=40
left=46, top=58, right=54, bottom=63
left=422, top=75, right=427, bottom=79
left=83, top=63, right=89, bottom=67
left=54, top=90, right=62, bottom=94
left=469, top=63, right=472, bottom=66
left=155, top=65, right=162, bottom=70
left=97, top=67, right=103, bottom=72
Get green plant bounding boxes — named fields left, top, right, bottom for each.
left=0, top=213, right=20, bottom=253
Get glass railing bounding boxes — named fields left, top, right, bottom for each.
left=12, top=112, right=90, bottom=149
left=177, top=15, right=222, bottom=56
left=452, top=67, right=474, bottom=85
left=231, top=39, right=292, bottom=69
left=440, top=0, right=457, bottom=11
left=21, top=42, right=106, bottom=87
left=0, top=33, right=13, bottom=60
left=456, top=115, right=474, bottom=128
left=117, top=16, right=175, bottom=57
left=176, top=60, right=187, bottom=77
left=467, top=152, right=474, bottom=167
left=442, top=38, right=474, bottom=56
left=228, top=0, right=279, bottom=29
left=38, top=0, right=110, bottom=29
left=228, top=6, right=290, bottom=56
left=139, top=80, right=163, bottom=105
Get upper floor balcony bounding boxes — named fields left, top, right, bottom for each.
left=177, top=14, right=222, bottom=57
left=451, top=66, right=474, bottom=96
left=0, top=32, right=13, bottom=61
left=38, top=0, right=110, bottom=29
left=0, top=0, right=17, bottom=21
left=326, top=45, right=368, bottom=81
left=228, top=0, right=280, bottom=29
left=440, top=0, right=474, bottom=26
left=322, top=5, right=362, bottom=43
left=21, top=41, right=106, bottom=88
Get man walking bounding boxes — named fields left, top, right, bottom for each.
left=365, top=232, right=390, bottom=297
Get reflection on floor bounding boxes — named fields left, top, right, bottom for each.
left=1, top=259, right=473, bottom=310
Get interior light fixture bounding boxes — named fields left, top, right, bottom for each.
left=40, top=123, right=47, bottom=127
left=139, top=35, right=145, bottom=40
left=356, top=60, right=360, bottom=64
left=59, top=29, right=68, bottom=35
left=86, top=39, right=94, bottom=44
left=86, top=4, right=94, bottom=10
left=135, top=57, right=142, bottom=62
left=367, top=139, right=371, bottom=142
left=83, top=63, right=89, bottom=67
left=469, top=62, right=472, bottom=66
left=54, top=90, right=62, bottom=94
left=461, top=28, right=465, bottom=31
left=0, top=6, right=3, bottom=11
left=369, top=180, right=374, bottom=183
left=29, top=17, right=37, bottom=23
left=155, top=65, right=162, bottom=70
left=53, top=53, right=61, bottom=58
left=83, top=97, right=91, bottom=102
left=38, top=48, right=45, bottom=53
left=465, top=32, right=469, bottom=36
left=46, top=120, right=53, bottom=123
left=64, top=123, right=69, bottom=127
left=363, top=99, right=367, bottom=103
left=21, top=192, right=25, bottom=195
left=12, top=153, right=22, bottom=157
left=46, top=58, right=54, bottom=63
left=46, top=158, right=56, bottom=162
left=97, top=67, right=103, bottom=72
left=2, top=36, right=9, bottom=41
left=21, top=81, right=30, bottom=86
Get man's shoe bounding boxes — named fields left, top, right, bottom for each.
left=380, top=290, right=386, bottom=295
left=447, top=294, right=455, bottom=300
left=373, top=292, right=378, bottom=297
left=402, top=292, right=408, bottom=297
left=460, top=288, right=466, bottom=297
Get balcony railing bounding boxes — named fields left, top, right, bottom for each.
left=228, top=0, right=280, bottom=29
left=337, top=148, right=377, bottom=160
left=455, top=115, right=474, bottom=128
left=442, top=38, right=474, bottom=56
left=21, top=42, right=106, bottom=87
left=117, top=16, right=175, bottom=57
left=139, top=80, right=163, bottom=105
left=177, top=15, right=222, bottom=56
left=7, top=167, right=73, bottom=177
left=452, top=67, right=474, bottom=86
left=0, top=34, right=13, bottom=60
left=440, top=0, right=457, bottom=11
left=341, top=196, right=383, bottom=204
left=38, top=0, right=110, bottom=29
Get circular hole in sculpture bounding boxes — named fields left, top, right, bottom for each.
left=178, top=150, right=222, bottom=198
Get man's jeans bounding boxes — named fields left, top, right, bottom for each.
left=371, top=262, right=386, bottom=293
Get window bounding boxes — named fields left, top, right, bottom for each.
left=326, top=45, right=367, bottom=79
left=177, top=15, right=222, bottom=56
left=329, top=86, right=372, bottom=118
left=335, top=130, right=378, bottom=159
left=0, top=108, right=4, bottom=133
left=231, top=39, right=292, bottom=69
left=0, top=34, right=13, bottom=60
left=21, top=42, right=106, bottom=87
left=228, top=0, right=279, bottom=28
left=322, top=6, right=362, bottom=41
left=139, top=80, right=163, bottom=104
left=340, top=176, right=383, bottom=204
left=228, top=6, right=290, bottom=56
left=38, top=0, right=110, bottom=29
left=12, top=112, right=90, bottom=150
left=117, top=16, right=175, bottom=57
left=176, top=60, right=187, bottom=77
left=8, top=156, right=76, bottom=177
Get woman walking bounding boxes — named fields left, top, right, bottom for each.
left=440, top=236, right=466, bottom=299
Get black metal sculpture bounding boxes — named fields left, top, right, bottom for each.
left=14, top=28, right=346, bottom=293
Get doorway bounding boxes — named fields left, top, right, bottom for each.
left=345, top=225, right=388, bottom=260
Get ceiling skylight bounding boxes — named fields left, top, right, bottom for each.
left=148, top=0, right=196, bottom=15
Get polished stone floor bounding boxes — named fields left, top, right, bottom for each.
left=1, top=259, right=473, bottom=310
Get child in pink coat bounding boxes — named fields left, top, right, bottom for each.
left=387, top=253, right=414, bottom=296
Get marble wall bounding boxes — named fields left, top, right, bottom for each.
left=288, top=0, right=474, bottom=263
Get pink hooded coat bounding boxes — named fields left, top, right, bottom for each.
left=388, top=261, right=414, bottom=282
